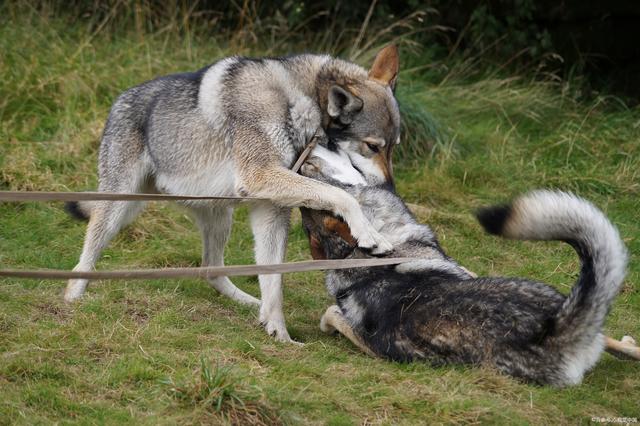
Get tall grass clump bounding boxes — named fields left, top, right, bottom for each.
left=162, top=357, right=280, bottom=425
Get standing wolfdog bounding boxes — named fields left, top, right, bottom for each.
left=300, top=145, right=632, bottom=386
left=65, top=46, right=401, bottom=342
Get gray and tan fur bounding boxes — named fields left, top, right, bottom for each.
left=300, top=145, right=633, bottom=386
left=65, top=46, right=401, bottom=343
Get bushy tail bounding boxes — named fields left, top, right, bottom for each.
left=476, top=190, right=628, bottom=349
left=65, top=201, right=92, bottom=221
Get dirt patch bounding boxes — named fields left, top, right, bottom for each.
left=123, top=298, right=152, bottom=324
left=33, top=302, right=70, bottom=322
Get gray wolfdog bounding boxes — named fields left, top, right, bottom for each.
left=299, top=144, right=634, bottom=386
left=65, top=46, right=401, bottom=342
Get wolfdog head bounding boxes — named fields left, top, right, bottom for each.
left=317, top=45, right=401, bottom=186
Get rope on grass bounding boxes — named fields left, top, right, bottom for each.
left=0, top=258, right=414, bottom=280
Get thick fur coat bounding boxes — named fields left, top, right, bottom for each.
left=301, top=145, right=629, bottom=386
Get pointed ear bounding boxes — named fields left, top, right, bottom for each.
left=327, top=85, right=363, bottom=124
left=368, top=44, right=399, bottom=90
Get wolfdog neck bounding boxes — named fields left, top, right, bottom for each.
left=322, top=185, right=454, bottom=297
left=353, top=185, right=441, bottom=254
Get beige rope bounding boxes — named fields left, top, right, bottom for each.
left=0, top=191, right=263, bottom=202
left=0, top=258, right=413, bottom=280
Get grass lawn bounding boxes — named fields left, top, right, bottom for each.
left=1, top=10, right=639, bottom=425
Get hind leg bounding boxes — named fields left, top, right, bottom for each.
left=65, top=199, right=146, bottom=301
left=320, top=305, right=377, bottom=357
left=65, top=149, right=151, bottom=301
left=190, top=205, right=260, bottom=306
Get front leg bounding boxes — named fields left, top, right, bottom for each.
left=241, top=165, right=391, bottom=253
left=249, top=202, right=299, bottom=344
left=320, top=305, right=377, bottom=357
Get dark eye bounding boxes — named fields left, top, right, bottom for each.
left=365, top=142, right=379, bottom=153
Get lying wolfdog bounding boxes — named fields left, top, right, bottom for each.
left=299, top=144, right=637, bottom=386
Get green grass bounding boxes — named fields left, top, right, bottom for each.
left=1, top=9, right=639, bottom=425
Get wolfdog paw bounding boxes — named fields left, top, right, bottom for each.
left=371, top=237, right=393, bottom=255
left=261, top=318, right=303, bottom=346
left=352, top=225, right=392, bottom=254
left=64, top=279, right=88, bottom=303
left=319, top=305, right=341, bottom=334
